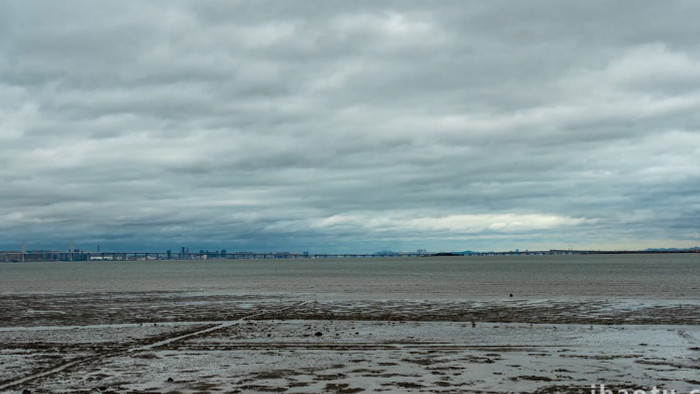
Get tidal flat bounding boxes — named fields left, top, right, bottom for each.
left=1, top=255, right=699, bottom=392
left=1, top=293, right=699, bottom=393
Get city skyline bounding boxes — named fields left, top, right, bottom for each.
left=1, top=1, right=699, bottom=253
left=3, top=243, right=699, bottom=265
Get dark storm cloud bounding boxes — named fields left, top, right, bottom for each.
left=1, top=0, right=699, bottom=252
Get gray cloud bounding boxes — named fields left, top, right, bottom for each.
left=1, top=0, right=699, bottom=252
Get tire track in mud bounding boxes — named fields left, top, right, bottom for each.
left=0, top=300, right=313, bottom=391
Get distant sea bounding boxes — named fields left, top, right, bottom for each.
left=1, top=254, right=698, bottom=300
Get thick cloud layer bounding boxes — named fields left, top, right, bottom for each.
left=1, top=1, right=699, bottom=252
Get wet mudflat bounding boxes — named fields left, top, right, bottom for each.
left=1, top=292, right=699, bottom=393
left=1, top=255, right=698, bottom=392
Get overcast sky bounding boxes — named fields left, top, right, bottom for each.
left=1, top=1, right=699, bottom=253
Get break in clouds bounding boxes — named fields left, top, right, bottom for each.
left=1, top=1, right=699, bottom=252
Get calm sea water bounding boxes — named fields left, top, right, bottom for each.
left=1, top=254, right=698, bottom=300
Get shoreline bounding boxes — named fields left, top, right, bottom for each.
left=2, top=292, right=700, bottom=327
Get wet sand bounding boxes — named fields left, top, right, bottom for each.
left=1, top=292, right=699, bottom=393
